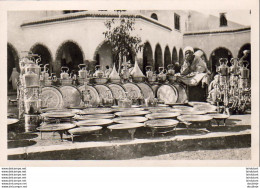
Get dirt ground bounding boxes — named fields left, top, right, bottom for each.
left=134, top=148, right=251, bottom=160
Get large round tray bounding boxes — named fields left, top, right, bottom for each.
left=177, top=115, right=213, bottom=122
left=94, top=85, right=113, bottom=102
left=41, top=112, right=75, bottom=119
left=76, top=119, right=113, bottom=127
left=68, top=126, right=102, bottom=135
left=59, top=86, right=81, bottom=108
left=115, top=110, right=150, bottom=117
left=79, top=85, right=100, bottom=107
left=123, top=83, right=143, bottom=99
left=41, top=86, right=63, bottom=108
left=157, top=84, right=178, bottom=104
left=7, top=118, right=19, bottom=125
left=74, top=114, right=114, bottom=120
left=172, top=105, right=193, bottom=111
left=145, top=112, right=180, bottom=120
left=113, top=116, right=148, bottom=124
left=193, top=105, right=217, bottom=113
left=108, top=123, right=144, bottom=130
left=78, top=108, right=113, bottom=115
left=136, top=83, right=155, bottom=99
left=188, top=101, right=211, bottom=107
left=207, top=114, right=230, bottom=119
left=37, top=123, right=76, bottom=132
left=107, top=84, right=126, bottom=100
left=173, top=83, right=188, bottom=104
left=179, top=110, right=206, bottom=115
left=145, top=119, right=179, bottom=128
left=111, top=107, right=145, bottom=112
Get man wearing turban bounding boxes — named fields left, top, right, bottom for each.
left=181, top=46, right=208, bottom=76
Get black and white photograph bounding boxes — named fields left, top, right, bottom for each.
left=4, top=4, right=258, bottom=163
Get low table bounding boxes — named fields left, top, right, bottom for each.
left=68, top=126, right=103, bottom=142
left=207, top=114, right=230, bottom=126
left=107, top=123, right=144, bottom=139
left=37, top=123, right=76, bottom=141
left=145, top=119, right=179, bottom=137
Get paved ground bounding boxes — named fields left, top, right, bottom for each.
left=133, top=148, right=251, bottom=160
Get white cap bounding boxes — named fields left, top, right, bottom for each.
left=183, top=46, right=194, bottom=55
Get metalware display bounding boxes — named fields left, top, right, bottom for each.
left=157, top=84, right=178, bottom=104
left=107, top=84, right=126, bottom=100
left=146, top=112, right=180, bottom=120
left=41, top=86, right=63, bottom=109
left=136, top=83, right=155, bottom=100
left=76, top=119, right=113, bottom=127
left=74, top=114, right=114, bottom=120
left=108, top=123, right=144, bottom=139
left=178, top=110, right=206, bottom=115
left=123, top=83, right=143, bottom=100
left=177, top=115, right=213, bottom=122
left=94, top=85, right=114, bottom=106
left=59, top=86, right=81, bottom=108
left=78, top=108, right=113, bottom=115
left=79, top=85, right=101, bottom=107
left=145, top=119, right=179, bottom=128
left=113, top=116, right=148, bottom=123
left=115, top=110, right=150, bottom=117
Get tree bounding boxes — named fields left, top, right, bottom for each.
left=103, top=17, right=143, bottom=72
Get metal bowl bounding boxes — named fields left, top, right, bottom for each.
left=93, top=77, right=108, bottom=84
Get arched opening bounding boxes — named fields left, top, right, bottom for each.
left=154, top=44, right=163, bottom=73
left=142, top=42, right=153, bottom=74
left=55, top=41, right=84, bottom=76
left=172, top=47, right=178, bottom=64
left=164, top=46, right=171, bottom=69
left=151, top=13, right=158, bottom=20
left=209, top=47, right=233, bottom=76
left=7, top=43, right=19, bottom=91
left=94, top=42, right=113, bottom=71
left=179, top=48, right=184, bottom=65
left=30, top=44, right=52, bottom=68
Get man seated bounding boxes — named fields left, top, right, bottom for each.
left=176, top=46, right=210, bottom=102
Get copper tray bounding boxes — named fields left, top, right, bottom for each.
left=188, top=101, right=211, bottom=106
left=193, top=105, right=217, bottom=113
left=68, top=126, right=102, bottom=135
left=136, top=83, right=155, bottom=99
left=108, top=123, right=144, bottom=130
left=173, top=83, right=188, bottom=104
left=123, top=83, right=143, bottom=99
left=37, top=123, right=76, bottom=131
left=41, top=112, right=75, bottom=119
left=94, top=85, right=113, bottom=101
left=76, top=119, right=113, bottom=127
left=172, top=105, right=193, bottom=111
left=107, top=84, right=126, bottom=100
left=179, top=110, right=206, bottom=115
left=7, top=118, right=19, bottom=125
left=74, top=114, right=114, bottom=120
left=111, top=107, right=145, bottom=112
left=41, top=86, right=63, bottom=108
left=157, top=84, right=178, bottom=104
left=115, top=110, right=150, bottom=117
left=207, top=114, right=230, bottom=119
left=113, top=116, right=148, bottom=124
left=145, top=119, right=179, bottom=128
left=79, top=85, right=101, bottom=107
left=146, top=112, right=180, bottom=120
left=78, top=108, right=113, bottom=115
left=177, top=115, right=213, bottom=122
left=59, top=86, right=81, bottom=108
left=148, top=108, right=177, bottom=113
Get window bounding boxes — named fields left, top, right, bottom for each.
left=220, top=13, right=227, bottom=27
left=174, top=13, right=180, bottom=30
left=151, top=13, right=158, bottom=20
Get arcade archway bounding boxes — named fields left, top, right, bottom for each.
left=94, top=42, right=113, bottom=71
left=30, top=43, right=52, bottom=69
left=172, top=47, right=178, bottom=63
left=209, top=47, right=233, bottom=76
left=164, top=46, right=171, bottom=69
left=142, top=42, right=153, bottom=74
left=154, top=44, right=163, bottom=73
left=55, top=41, right=84, bottom=76
left=179, top=48, right=184, bottom=65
